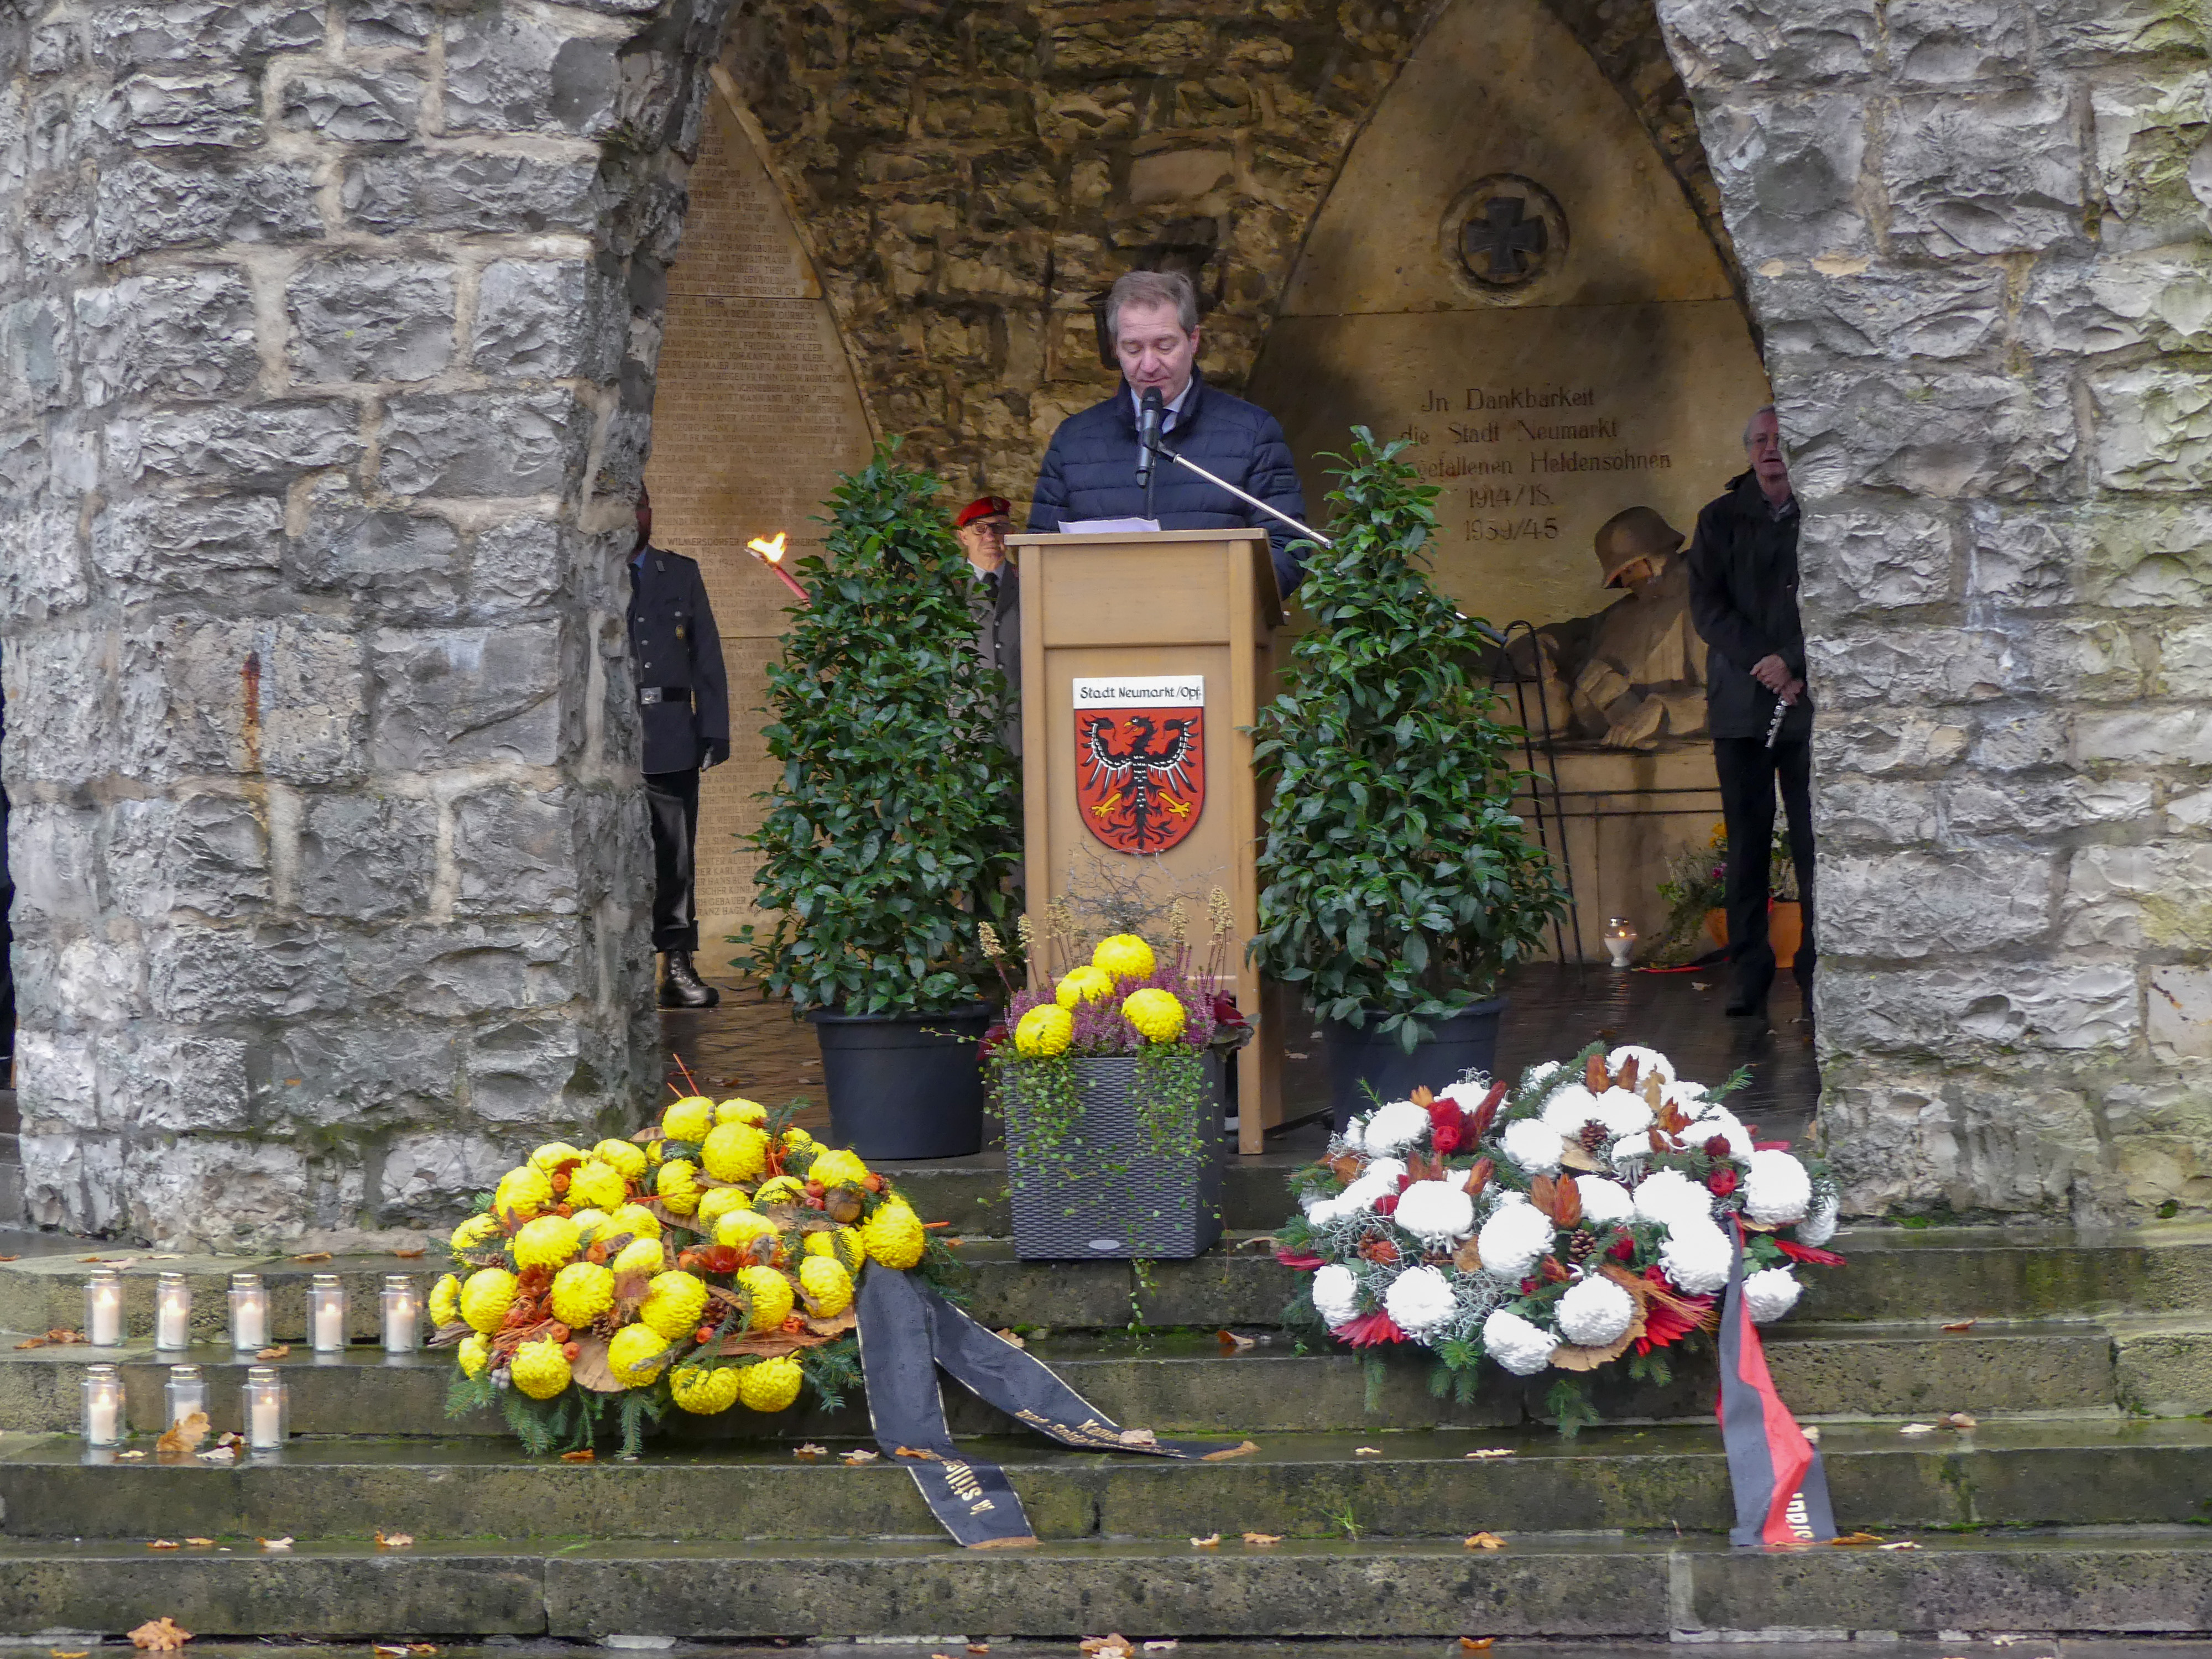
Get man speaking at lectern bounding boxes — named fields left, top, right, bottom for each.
left=1028, top=269, right=1310, bottom=597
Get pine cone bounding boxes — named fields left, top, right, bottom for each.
left=1567, top=1228, right=1598, bottom=1261
left=1578, top=1121, right=1609, bottom=1152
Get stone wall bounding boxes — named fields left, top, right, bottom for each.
left=1657, top=0, right=2212, bottom=1219
left=0, top=0, right=742, bottom=1248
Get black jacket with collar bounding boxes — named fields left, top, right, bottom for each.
left=1025, top=372, right=1310, bottom=596
left=626, top=545, right=731, bottom=775
left=1686, top=471, right=1813, bottom=743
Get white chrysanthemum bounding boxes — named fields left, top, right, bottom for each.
left=1481, top=1307, right=1557, bottom=1375
left=1338, top=1114, right=1369, bottom=1153
left=1384, top=1264, right=1458, bottom=1340
left=1682, top=1105, right=1752, bottom=1159
left=1556, top=1274, right=1636, bottom=1347
left=1523, top=1060, right=1563, bottom=1087
left=1796, top=1191, right=1840, bottom=1249
left=1311, top=1263, right=1360, bottom=1327
left=1659, top=1216, right=1734, bottom=1295
left=1607, top=1044, right=1676, bottom=1083
left=1744, top=1265, right=1801, bottom=1324
left=1595, top=1087, right=1655, bottom=1137
left=1476, top=1197, right=1556, bottom=1283
left=1743, top=1149, right=1813, bottom=1227
left=1632, top=1167, right=1712, bottom=1229
left=1663, top=1078, right=1709, bottom=1109
left=1500, top=1118, right=1564, bottom=1174
left=1335, top=1157, right=1407, bottom=1216
left=1437, top=1078, right=1492, bottom=1112
left=1362, top=1098, right=1434, bottom=1157
left=1540, top=1083, right=1607, bottom=1136
left=1395, top=1180, right=1475, bottom=1247
left=1609, top=1131, right=1655, bottom=1170
left=1574, top=1175, right=1635, bottom=1227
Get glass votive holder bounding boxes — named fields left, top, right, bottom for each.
left=244, top=1366, right=288, bottom=1449
left=229, top=1272, right=268, bottom=1352
left=380, top=1275, right=420, bottom=1354
left=82, top=1364, right=123, bottom=1447
left=164, top=1364, right=205, bottom=1428
left=84, top=1269, right=123, bottom=1348
left=154, top=1272, right=191, bottom=1351
left=1603, top=915, right=1639, bottom=969
left=309, top=1275, right=348, bottom=1354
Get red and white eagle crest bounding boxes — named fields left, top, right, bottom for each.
left=1073, top=675, right=1206, bottom=853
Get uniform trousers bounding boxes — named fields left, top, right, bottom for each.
left=644, top=768, right=701, bottom=954
left=1713, top=734, right=1815, bottom=1008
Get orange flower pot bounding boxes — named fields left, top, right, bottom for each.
left=1704, top=901, right=1803, bottom=961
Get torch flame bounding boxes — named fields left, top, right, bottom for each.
left=746, top=531, right=789, bottom=565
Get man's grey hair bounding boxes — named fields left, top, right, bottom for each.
left=1743, top=403, right=1778, bottom=447
left=1106, top=268, right=1199, bottom=337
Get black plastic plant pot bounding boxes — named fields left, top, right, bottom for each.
left=806, top=1001, right=994, bottom=1160
left=1319, top=997, right=1509, bottom=1130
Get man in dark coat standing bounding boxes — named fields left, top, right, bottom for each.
left=627, top=485, right=731, bottom=1009
left=1028, top=269, right=1310, bottom=598
left=1687, top=405, right=1814, bottom=1022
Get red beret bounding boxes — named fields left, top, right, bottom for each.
left=956, top=495, right=1011, bottom=530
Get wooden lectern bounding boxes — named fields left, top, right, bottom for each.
left=1008, top=528, right=1285, bottom=1152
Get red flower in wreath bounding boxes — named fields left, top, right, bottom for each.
left=1706, top=1166, right=1740, bottom=1198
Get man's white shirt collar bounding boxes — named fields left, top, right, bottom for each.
left=1131, top=380, right=1193, bottom=431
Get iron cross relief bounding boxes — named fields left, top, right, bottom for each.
left=1463, top=195, right=1547, bottom=281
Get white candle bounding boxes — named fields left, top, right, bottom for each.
left=230, top=1275, right=267, bottom=1350
left=87, top=1395, right=118, bottom=1443
left=381, top=1277, right=419, bottom=1353
left=86, top=1279, right=122, bottom=1347
left=155, top=1275, right=190, bottom=1350
left=314, top=1300, right=342, bottom=1350
left=250, top=1393, right=281, bottom=1446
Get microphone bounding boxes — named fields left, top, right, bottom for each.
left=1135, top=386, right=1163, bottom=489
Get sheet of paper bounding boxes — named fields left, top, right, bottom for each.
left=1057, top=518, right=1161, bottom=535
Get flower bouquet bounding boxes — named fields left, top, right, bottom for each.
left=434, top=1094, right=947, bottom=1454
left=988, top=910, right=1251, bottom=1259
left=1277, top=1043, right=1841, bottom=1430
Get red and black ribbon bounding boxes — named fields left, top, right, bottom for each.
left=1717, top=1216, right=1837, bottom=1547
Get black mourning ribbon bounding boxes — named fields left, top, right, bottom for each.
left=855, top=1263, right=1254, bottom=1547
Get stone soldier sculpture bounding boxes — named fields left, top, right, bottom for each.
left=1538, top=506, right=1709, bottom=748
left=627, top=484, right=731, bottom=1009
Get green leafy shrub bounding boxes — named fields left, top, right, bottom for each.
left=733, top=443, right=1022, bottom=1014
left=1248, top=428, right=1566, bottom=1051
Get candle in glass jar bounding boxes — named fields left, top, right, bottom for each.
left=154, top=1273, right=191, bottom=1350
left=85, top=1270, right=123, bottom=1348
left=82, top=1365, right=123, bottom=1446
left=244, top=1366, right=287, bottom=1449
left=380, top=1275, right=420, bottom=1353
left=229, top=1273, right=268, bottom=1351
left=164, top=1364, right=205, bottom=1429
left=309, top=1275, right=347, bottom=1353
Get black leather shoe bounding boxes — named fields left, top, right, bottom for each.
left=658, top=950, right=720, bottom=1009
left=1724, top=998, right=1766, bottom=1020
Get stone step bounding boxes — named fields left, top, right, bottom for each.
left=880, top=1148, right=1303, bottom=1238
left=1, top=1316, right=2179, bottom=1441
left=4, top=1529, right=2212, bottom=1639
left=6, top=1422, right=2210, bottom=1543
left=0, top=1644, right=2188, bottom=1659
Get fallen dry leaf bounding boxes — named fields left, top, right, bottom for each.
left=53, top=1649, right=91, bottom=1657
left=793, top=1444, right=828, bottom=1460
left=1119, top=1428, right=1159, bottom=1448
left=1942, top=1412, right=1979, bottom=1430
left=258, top=1536, right=293, bottom=1551
left=13, top=1337, right=45, bottom=1350
left=1079, top=1637, right=1134, bottom=1659
left=1217, top=1328, right=1256, bottom=1353
left=1464, top=1448, right=1514, bottom=1460
left=291, top=1251, right=332, bottom=1263
left=1828, top=1532, right=1886, bottom=1547
left=841, top=1449, right=879, bottom=1465
left=1464, top=1532, right=1507, bottom=1551
left=255, top=1345, right=290, bottom=1360
left=1241, top=1531, right=1282, bottom=1547
left=994, top=1328, right=1027, bottom=1349
left=1877, top=1540, right=1921, bottom=1551
left=117, top=1449, right=146, bottom=1460
left=128, top=1618, right=191, bottom=1652
left=968, top=1647, right=989, bottom=1655
left=1190, top=1533, right=1220, bottom=1548
left=375, top=1530, right=415, bottom=1548
left=1942, top=1319, right=1976, bottom=1333
left=560, top=1448, right=596, bottom=1463
left=893, top=1446, right=941, bottom=1462
left=377, top=1646, right=411, bottom=1656
left=147, top=1540, right=181, bottom=1551
left=156, top=1412, right=210, bottom=1458
left=1355, top=1446, right=1383, bottom=1456
left=1899, top=1422, right=1937, bottom=1435
left=1459, top=1643, right=1496, bottom=1653
left=408, top=1647, right=438, bottom=1655
left=1802, top=1426, right=1822, bottom=1444
left=1990, top=1640, right=2026, bottom=1649
left=393, top=1248, right=426, bottom=1260
left=183, top=1537, right=214, bottom=1547
left=197, top=1447, right=237, bottom=1464
left=0, top=1254, right=18, bottom=1262
left=1142, top=1644, right=1178, bottom=1652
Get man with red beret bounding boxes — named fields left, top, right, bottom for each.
left=956, top=497, right=1020, bottom=740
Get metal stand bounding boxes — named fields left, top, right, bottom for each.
left=1485, top=620, right=1586, bottom=966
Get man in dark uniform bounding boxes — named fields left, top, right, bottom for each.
left=627, top=485, right=731, bottom=1009
left=1027, top=269, right=1309, bottom=598
left=1687, top=405, right=1814, bottom=1023
left=955, top=493, right=1020, bottom=710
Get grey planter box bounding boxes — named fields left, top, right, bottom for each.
left=1006, top=1054, right=1228, bottom=1260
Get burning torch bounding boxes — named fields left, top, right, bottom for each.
left=746, top=531, right=809, bottom=603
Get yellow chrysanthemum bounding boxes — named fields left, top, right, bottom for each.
left=1015, top=1004, right=1073, bottom=1057
left=565, top=1160, right=626, bottom=1212
left=716, top=1097, right=768, bottom=1125
left=1056, top=964, right=1114, bottom=1008
left=528, top=1141, right=583, bottom=1172
left=656, top=1158, right=702, bottom=1217
left=450, top=1213, right=501, bottom=1256
left=753, top=1175, right=806, bottom=1208
left=798, top=1254, right=854, bottom=1317
left=736, top=1265, right=795, bottom=1331
left=1092, top=932, right=1156, bottom=982
left=661, top=1096, right=714, bottom=1145
left=804, top=1226, right=866, bottom=1274
left=493, top=1164, right=552, bottom=1221
left=611, top=1237, right=666, bottom=1278
left=861, top=1199, right=926, bottom=1270
left=807, top=1149, right=870, bottom=1191
left=696, top=1186, right=752, bottom=1224
left=640, top=1270, right=709, bottom=1342
left=570, top=1208, right=612, bottom=1244
left=593, top=1138, right=648, bottom=1180
left=781, top=1127, right=815, bottom=1150
left=510, top=1337, right=572, bottom=1400
left=429, top=1273, right=461, bottom=1328
left=700, top=1121, right=770, bottom=1183
left=737, top=1354, right=804, bottom=1413
left=607, top=1323, right=671, bottom=1386
left=512, top=1213, right=581, bottom=1271
left=549, top=1261, right=615, bottom=1328
left=714, top=1210, right=779, bottom=1256
left=460, top=1267, right=518, bottom=1335
left=1120, top=987, right=1187, bottom=1044
left=606, top=1203, right=661, bottom=1242
left=670, top=1364, right=743, bottom=1415
left=458, top=1333, right=490, bottom=1379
